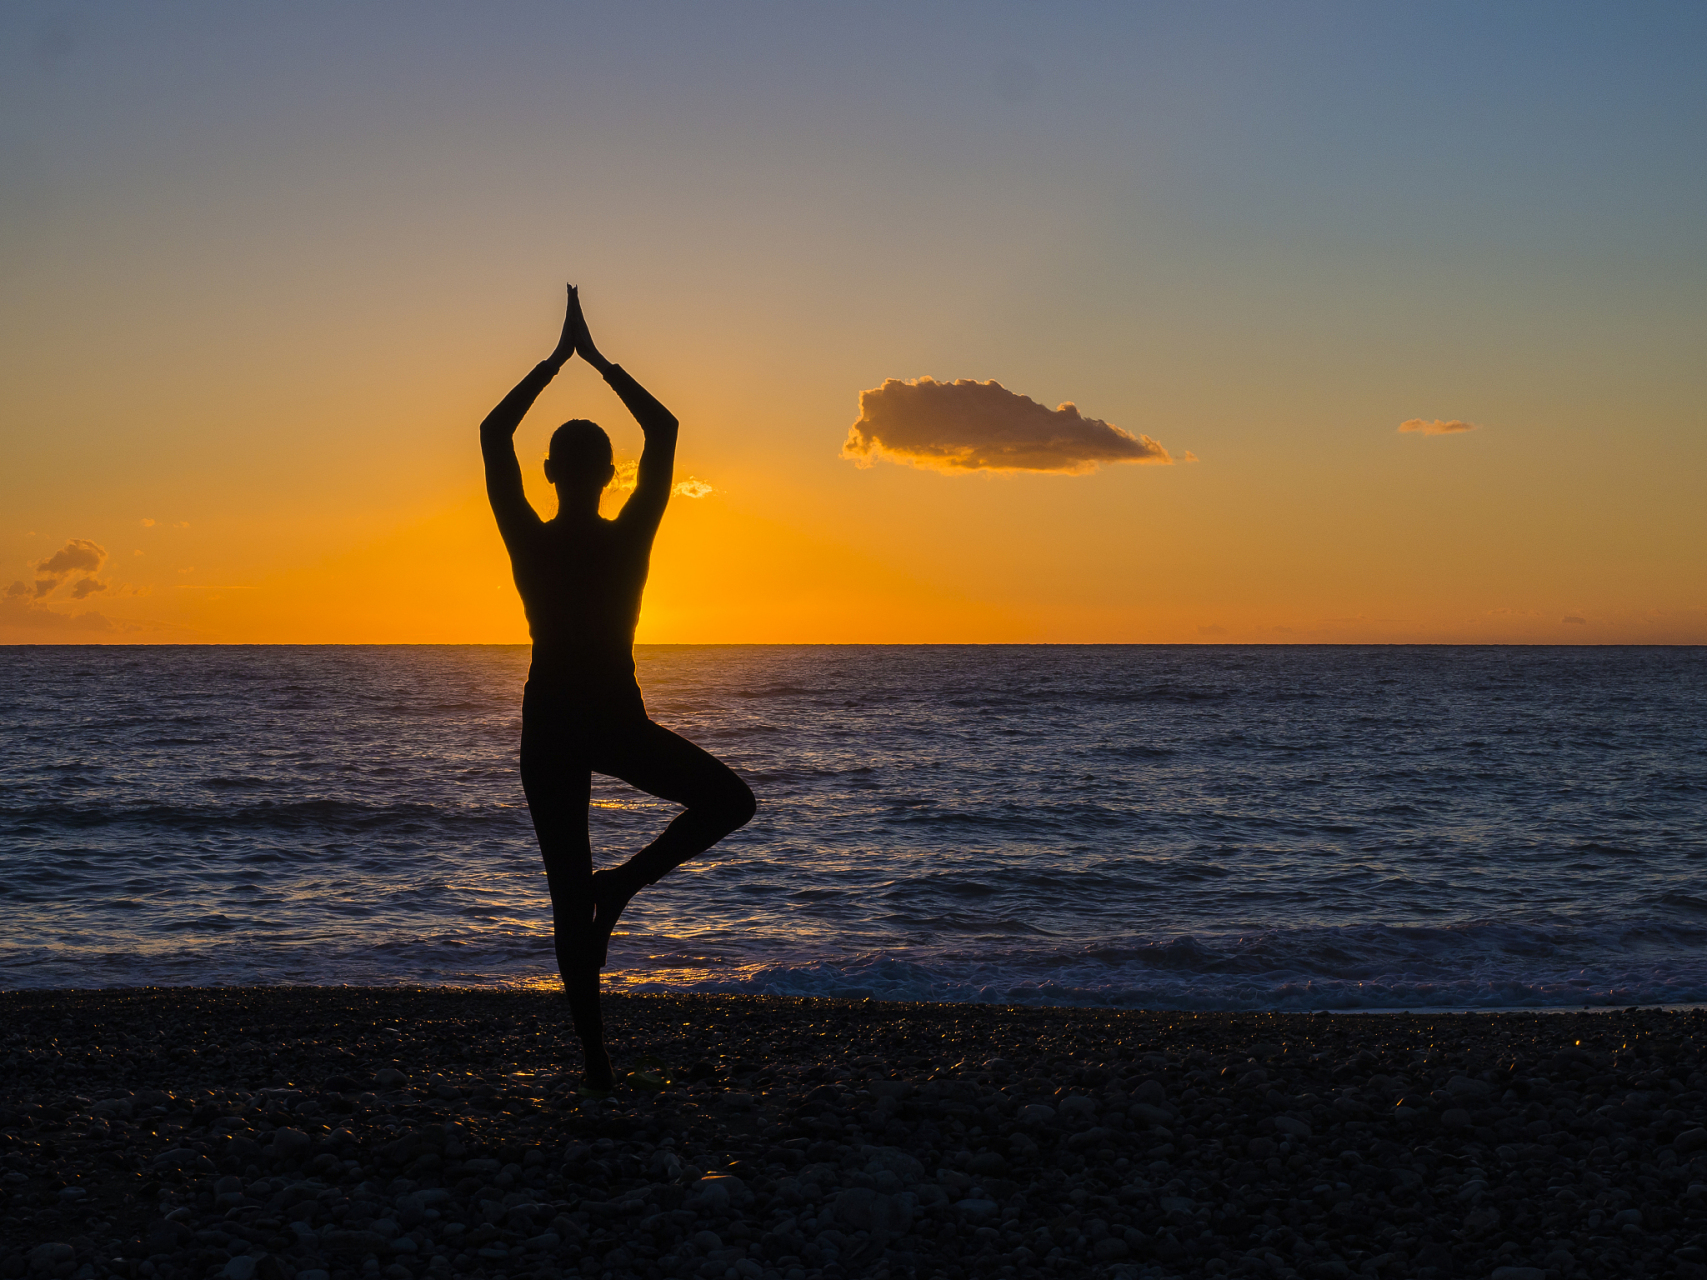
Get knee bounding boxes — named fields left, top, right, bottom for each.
left=719, top=777, right=757, bottom=833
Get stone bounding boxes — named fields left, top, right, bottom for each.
left=967, top=1151, right=1008, bottom=1177
left=1057, top=1095, right=1097, bottom=1118
left=1250, top=1042, right=1283, bottom=1059
left=1675, top=1128, right=1707, bottom=1155
left=834, top=1188, right=912, bottom=1234
left=1131, top=1103, right=1174, bottom=1127
left=295, top=1272, right=331, bottom=1280
left=375, top=1069, right=408, bottom=1088
left=324, top=1231, right=391, bottom=1256
left=866, top=1080, right=911, bottom=1101
left=1490, top=1269, right=1546, bottom=1280
left=1018, top=1104, right=1055, bottom=1124
left=1441, top=1108, right=1473, bottom=1129
left=28, top=1245, right=74, bottom=1272
left=1247, top=1138, right=1275, bottom=1159
left=222, top=1257, right=257, bottom=1280
left=1272, top=1116, right=1311, bottom=1139
left=954, top=1198, right=999, bottom=1221
left=1093, top=1238, right=1129, bottom=1259
left=1446, top=1076, right=1492, bottom=1100
left=1132, top=1080, right=1166, bottom=1105
left=272, top=1128, right=311, bottom=1157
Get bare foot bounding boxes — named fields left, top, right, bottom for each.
left=589, top=867, right=640, bottom=968
left=583, top=1044, right=615, bottom=1093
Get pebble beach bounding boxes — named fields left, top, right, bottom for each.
left=3, top=989, right=1705, bottom=1280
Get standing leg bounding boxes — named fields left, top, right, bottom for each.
left=519, top=727, right=614, bottom=1089
left=587, top=718, right=756, bottom=966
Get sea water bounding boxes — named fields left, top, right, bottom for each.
left=1, top=644, right=1703, bottom=1009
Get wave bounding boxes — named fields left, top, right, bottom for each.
left=7, top=914, right=1707, bottom=1011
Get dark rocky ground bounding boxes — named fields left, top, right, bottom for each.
left=2, top=989, right=1705, bottom=1280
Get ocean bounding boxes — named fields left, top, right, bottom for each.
left=1, top=644, right=1703, bottom=1010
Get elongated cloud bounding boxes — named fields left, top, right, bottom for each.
left=1399, top=418, right=1477, bottom=435
left=606, top=461, right=714, bottom=498
left=30, top=538, right=108, bottom=598
left=843, top=377, right=1173, bottom=475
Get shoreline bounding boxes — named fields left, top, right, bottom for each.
left=3, top=988, right=1705, bottom=1280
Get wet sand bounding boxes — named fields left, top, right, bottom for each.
left=2, top=988, right=1705, bottom=1280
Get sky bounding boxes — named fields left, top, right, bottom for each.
left=3, top=2, right=1705, bottom=644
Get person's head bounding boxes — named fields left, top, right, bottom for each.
left=544, top=419, right=615, bottom=497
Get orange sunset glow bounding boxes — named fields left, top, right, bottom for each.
left=4, top=7, right=1704, bottom=646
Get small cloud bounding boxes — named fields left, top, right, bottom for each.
left=843, top=377, right=1174, bottom=475
left=38, top=538, right=106, bottom=576
left=1561, top=615, right=1587, bottom=625
left=4, top=581, right=27, bottom=598
left=1399, top=418, right=1478, bottom=436
left=32, top=579, right=56, bottom=599
left=1181, top=451, right=1200, bottom=462
left=140, top=518, right=155, bottom=527
left=70, top=577, right=108, bottom=600
left=605, top=463, right=714, bottom=498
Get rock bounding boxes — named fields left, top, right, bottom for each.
left=967, top=1151, right=1009, bottom=1177
left=866, top=1147, right=925, bottom=1182
left=954, top=1198, right=999, bottom=1221
left=375, top=1068, right=407, bottom=1088
left=1464, top=1207, right=1500, bottom=1233
left=1490, top=1268, right=1546, bottom=1280
left=1446, top=1076, right=1492, bottom=1100
left=1131, top=1103, right=1174, bottom=1127
left=685, top=1174, right=752, bottom=1211
left=272, top=1128, right=310, bottom=1157
left=1272, top=1116, right=1311, bottom=1139
left=294, top=1272, right=330, bottom=1280
left=1159, top=1197, right=1194, bottom=1214
left=323, top=1231, right=391, bottom=1256
left=1613, top=1208, right=1642, bottom=1227
left=1058, top=1095, right=1097, bottom=1118
left=1441, top=1107, right=1473, bottom=1129
left=1132, top=1080, right=1167, bottom=1105
left=28, top=1245, right=73, bottom=1272
left=1247, top=1138, right=1275, bottom=1159
left=1018, top=1104, right=1055, bottom=1124
left=1093, top=1238, right=1130, bottom=1259
left=834, top=1188, right=912, bottom=1234
left=867, top=1080, right=911, bottom=1101
left=221, top=1257, right=257, bottom=1280
left=1675, top=1128, right=1707, bottom=1154
left=1250, top=1042, right=1283, bottom=1059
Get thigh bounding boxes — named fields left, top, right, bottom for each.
left=590, top=718, right=745, bottom=810
left=519, top=724, right=594, bottom=885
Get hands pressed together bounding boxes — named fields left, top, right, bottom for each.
left=549, top=284, right=613, bottom=375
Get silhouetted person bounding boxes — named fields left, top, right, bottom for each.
left=481, top=286, right=755, bottom=1091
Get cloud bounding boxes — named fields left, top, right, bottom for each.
left=26, top=538, right=111, bottom=601
left=605, top=463, right=714, bottom=498
left=1398, top=418, right=1478, bottom=435
left=843, top=377, right=1174, bottom=474
left=1561, top=615, right=1587, bottom=625
left=0, top=592, right=116, bottom=633
left=38, top=538, right=106, bottom=575
left=140, top=518, right=155, bottom=527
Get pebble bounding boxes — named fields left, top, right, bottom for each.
left=3, top=989, right=1707, bottom=1280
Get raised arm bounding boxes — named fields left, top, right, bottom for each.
left=569, top=294, right=680, bottom=537
left=479, top=288, right=580, bottom=543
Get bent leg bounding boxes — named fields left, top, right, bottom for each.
left=587, top=719, right=756, bottom=964
left=519, top=733, right=613, bottom=1088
